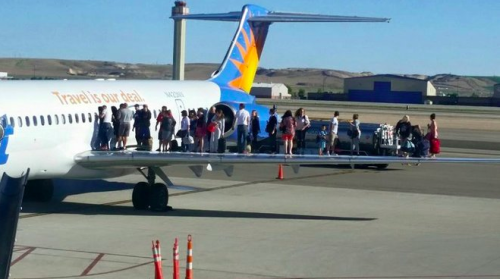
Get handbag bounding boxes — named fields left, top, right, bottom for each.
left=182, top=136, right=194, bottom=145
left=207, top=122, right=217, bottom=133
left=176, top=130, right=187, bottom=138
left=430, top=138, right=441, bottom=154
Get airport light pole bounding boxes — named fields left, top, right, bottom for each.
left=171, top=1, right=189, bottom=80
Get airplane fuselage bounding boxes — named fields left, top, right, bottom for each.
left=0, top=79, right=252, bottom=179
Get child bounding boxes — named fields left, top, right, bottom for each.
left=317, top=125, right=328, bottom=155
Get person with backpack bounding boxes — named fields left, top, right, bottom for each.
left=395, top=115, right=413, bottom=157
left=349, top=114, right=361, bottom=155
left=265, top=108, right=278, bottom=154
left=280, top=110, right=296, bottom=155
left=317, top=124, right=328, bottom=155
left=160, top=110, right=176, bottom=152
left=294, top=108, right=310, bottom=155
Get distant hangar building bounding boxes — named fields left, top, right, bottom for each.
left=344, top=74, right=436, bottom=104
left=250, top=83, right=291, bottom=99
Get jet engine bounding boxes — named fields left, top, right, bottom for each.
left=211, top=101, right=270, bottom=139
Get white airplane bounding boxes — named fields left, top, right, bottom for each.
left=1, top=4, right=499, bottom=211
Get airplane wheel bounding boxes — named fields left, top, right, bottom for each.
left=149, top=183, right=169, bottom=212
left=132, top=182, right=150, bottom=210
left=24, top=179, right=54, bottom=202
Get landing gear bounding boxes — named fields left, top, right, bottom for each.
left=132, top=182, right=149, bottom=210
left=24, top=179, right=54, bottom=202
left=149, top=183, right=169, bottom=212
left=132, top=167, right=172, bottom=211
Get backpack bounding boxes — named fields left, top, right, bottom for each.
left=349, top=126, right=359, bottom=138
left=351, top=128, right=360, bottom=138
left=265, top=115, right=276, bottom=133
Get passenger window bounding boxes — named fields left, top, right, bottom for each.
left=47, top=115, right=52, bottom=125
left=25, top=116, right=30, bottom=127
left=88, top=113, right=92, bottom=123
left=55, top=115, right=59, bottom=125
left=75, top=113, right=79, bottom=123
left=94, top=113, right=98, bottom=122
left=81, top=113, right=86, bottom=123
left=153, top=110, right=157, bottom=118
left=17, top=117, right=22, bottom=128
left=9, top=117, right=15, bottom=128
left=61, top=114, right=66, bottom=125
left=33, top=116, right=38, bottom=126
left=40, top=115, right=45, bottom=126
left=68, top=114, right=73, bottom=124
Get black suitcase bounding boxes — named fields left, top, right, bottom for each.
left=218, top=138, right=226, bottom=153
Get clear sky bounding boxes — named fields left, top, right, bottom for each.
left=0, top=0, right=499, bottom=76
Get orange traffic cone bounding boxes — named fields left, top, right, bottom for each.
left=173, top=238, right=179, bottom=279
left=185, top=235, right=193, bottom=279
left=152, top=240, right=164, bottom=279
left=276, top=164, right=284, bottom=180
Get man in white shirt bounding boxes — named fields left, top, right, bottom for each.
left=327, top=111, right=339, bottom=155
left=117, top=103, right=135, bottom=150
left=98, top=105, right=113, bottom=150
left=235, top=103, right=250, bottom=153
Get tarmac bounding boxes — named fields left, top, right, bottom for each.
left=11, top=148, right=500, bottom=279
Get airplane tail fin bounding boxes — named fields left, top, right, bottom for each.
left=172, top=5, right=389, bottom=93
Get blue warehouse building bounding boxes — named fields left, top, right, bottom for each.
left=344, top=74, right=436, bottom=104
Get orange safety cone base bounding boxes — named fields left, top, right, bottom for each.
left=276, top=164, right=284, bottom=180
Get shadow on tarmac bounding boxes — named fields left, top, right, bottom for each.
left=50, top=179, right=134, bottom=202
left=21, top=201, right=376, bottom=222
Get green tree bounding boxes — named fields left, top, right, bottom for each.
left=298, top=89, right=306, bottom=99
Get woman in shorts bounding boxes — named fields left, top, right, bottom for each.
left=280, top=110, right=296, bottom=155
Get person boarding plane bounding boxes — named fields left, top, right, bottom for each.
left=1, top=5, right=499, bottom=212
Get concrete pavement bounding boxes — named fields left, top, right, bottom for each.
left=11, top=152, right=500, bottom=279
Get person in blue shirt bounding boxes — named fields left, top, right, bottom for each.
left=317, top=124, right=328, bottom=155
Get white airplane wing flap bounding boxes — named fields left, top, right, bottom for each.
left=74, top=151, right=500, bottom=169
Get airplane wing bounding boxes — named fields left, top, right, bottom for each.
left=74, top=151, right=500, bottom=170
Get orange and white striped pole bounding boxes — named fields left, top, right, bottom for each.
left=152, top=240, right=164, bottom=279
left=185, top=235, right=193, bottom=279
left=173, top=238, right=180, bottom=279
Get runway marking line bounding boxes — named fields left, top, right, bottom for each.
left=10, top=247, right=35, bottom=266
left=80, top=253, right=104, bottom=276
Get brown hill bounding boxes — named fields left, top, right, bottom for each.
left=0, top=58, right=496, bottom=96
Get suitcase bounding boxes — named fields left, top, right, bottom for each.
left=218, top=138, right=226, bottom=153
left=430, top=138, right=440, bottom=154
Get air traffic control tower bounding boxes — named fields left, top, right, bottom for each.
left=171, top=1, right=189, bottom=80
